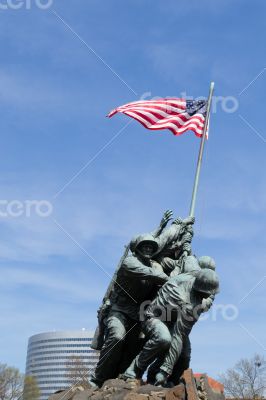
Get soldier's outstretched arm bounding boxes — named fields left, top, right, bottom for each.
left=152, top=210, right=173, bottom=238
left=123, top=257, right=169, bottom=284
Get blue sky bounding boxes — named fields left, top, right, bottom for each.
left=0, top=0, right=265, bottom=380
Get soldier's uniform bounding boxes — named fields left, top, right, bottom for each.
left=90, top=235, right=169, bottom=387
left=146, top=255, right=201, bottom=383
left=123, top=268, right=219, bottom=383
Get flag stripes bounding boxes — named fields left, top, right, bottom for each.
left=108, top=98, right=207, bottom=137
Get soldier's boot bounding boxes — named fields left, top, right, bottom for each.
left=168, top=355, right=190, bottom=385
left=88, top=374, right=102, bottom=388
left=88, top=379, right=100, bottom=389
left=121, top=359, right=144, bottom=380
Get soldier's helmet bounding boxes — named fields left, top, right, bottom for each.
left=193, top=269, right=219, bottom=295
left=198, top=256, right=216, bottom=271
left=134, top=234, right=159, bottom=256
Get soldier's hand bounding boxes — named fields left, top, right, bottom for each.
left=170, top=267, right=181, bottom=277
left=155, top=370, right=168, bottom=386
left=201, top=297, right=213, bottom=311
left=182, top=242, right=192, bottom=254
left=160, top=210, right=173, bottom=228
left=151, top=260, right=164, bottom=273
left=183, top=216, right=195, bottom=225
left=172, top=216, right=182, bottom=225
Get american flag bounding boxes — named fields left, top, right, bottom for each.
left=108, top=98, right=207, bottom=138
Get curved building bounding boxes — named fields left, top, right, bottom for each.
left=25, top=330, right=99, bottom=400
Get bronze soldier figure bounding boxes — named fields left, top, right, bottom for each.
left=89, top=234, right=169, bottom=387
left=122, top=266, right=219, bottom=386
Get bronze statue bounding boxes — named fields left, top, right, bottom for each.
left=122, top=265, right=219, bottom=385
left=90, top=211, right=218, bottom=388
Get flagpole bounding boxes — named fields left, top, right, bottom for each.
left=189, top=81, right=215, bottom=217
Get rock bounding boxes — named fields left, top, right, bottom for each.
left=182, top=369, right=199, bottom=400
left=73, top=388, right=98, bottom=400
left=165, top=383, right=186, bottom=400
left=92, top=378, right=138, bottom=400
left=48, top=370, right=225, bottom=400
left=149, top=396, right=166, bottom=400
left=150, top=391, right=167, bottom=398
left=90, top=393, right=106, bottom=400
left=125, top=394, right=150, bottom=400
left=49, top=387, right=86, bottom=400
left=136, top=385, right=167, bottom=394
left=103, top=379, right=137, bottom=390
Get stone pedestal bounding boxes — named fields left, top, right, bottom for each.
left=48, top=369, right=224, bottom=400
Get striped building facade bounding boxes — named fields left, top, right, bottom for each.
left=25, top=330, right=99, bottom=400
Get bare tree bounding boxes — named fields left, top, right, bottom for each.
left=0, top=364, right=24, bottom=400
left=65, top=356, right=90, bottom=389
left=220, top=354, right=266, bottom=399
